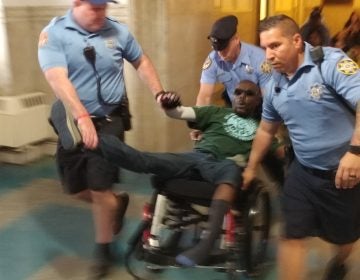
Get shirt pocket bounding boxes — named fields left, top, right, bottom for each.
left=217, top=72, right=232, bottom=84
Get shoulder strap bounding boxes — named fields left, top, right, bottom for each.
left=310, top=46, right=355, bottom=116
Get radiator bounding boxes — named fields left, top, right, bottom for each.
left=0, top=92, right=53, bottom=148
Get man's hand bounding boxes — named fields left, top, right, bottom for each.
left=77, top=117, right=98, bottom=149
left=156, top=91, right=182, bottom=109
left=242, top=166, right=257, bottom=190
left=335, top=152, right=360, bottom=189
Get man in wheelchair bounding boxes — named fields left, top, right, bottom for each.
left=96, top=80, right=284, bottom=267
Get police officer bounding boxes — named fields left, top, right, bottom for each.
left=196, top=15, right=272, bottom=106
left=243, top=15, right=360, bottom=280
left=38, top=0, right=165, bottom=278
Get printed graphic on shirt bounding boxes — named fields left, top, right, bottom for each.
left=223, top=113, right=257, bottom=141
left=260, top=61, right=272, bottom=73
left=38, top=32, right=48, bottom=48
left=336, top=58, right=359, bottom=75
left=309, top=83, right=324, bottom=101
left=202, top=57, right=212, bottom=70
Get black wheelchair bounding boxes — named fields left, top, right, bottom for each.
left=124, top=175, right=273, bottom=280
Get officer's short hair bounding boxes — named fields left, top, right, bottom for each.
left=259, top=14, right=300, bottom=37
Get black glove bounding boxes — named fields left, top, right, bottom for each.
left=156, top=91, right=182, bottom=109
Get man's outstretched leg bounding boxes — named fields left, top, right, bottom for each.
left=176, top=183, right=235, bottom=267
left=99, top=134, right=196, bottom=178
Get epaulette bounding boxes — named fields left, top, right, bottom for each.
left=106, top=16, right=120, bottom=23
left=48, top=16, right=65, bottom=27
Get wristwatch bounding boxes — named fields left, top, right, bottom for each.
left=349, top=145, right=360, bottom=155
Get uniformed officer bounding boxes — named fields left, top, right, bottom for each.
left=38, top=0, right=166, bottom=278
left=243, top=15, right=360, bottom=280
left=196, top=15, right=272, bottom=106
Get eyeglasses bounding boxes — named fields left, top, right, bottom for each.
left=234, top=88, right=257, bottom=96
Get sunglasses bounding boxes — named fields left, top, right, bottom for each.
left=234, top=88, right=257, bottom=96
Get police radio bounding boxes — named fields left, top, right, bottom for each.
left=309, top=46, right=324, bottom=65
left=83, top=46, right=96, bottom=65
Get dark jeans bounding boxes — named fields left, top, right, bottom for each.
left=99, top=134, right=242, bottom=188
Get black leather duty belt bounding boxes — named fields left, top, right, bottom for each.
left=300, top=164, right=336, bottom=180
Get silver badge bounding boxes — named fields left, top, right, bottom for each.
left=245, top=64, right=254, bottom=74
left=309, top=83, right=324, bottom=101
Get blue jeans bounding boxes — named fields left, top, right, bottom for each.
left=99, top=134, right=241, bottom=188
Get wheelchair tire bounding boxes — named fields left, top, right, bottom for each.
left=125, top=220, right=164, bottom=280
left=243, top=183, right=271, bottom=277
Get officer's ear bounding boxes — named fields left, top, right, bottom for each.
left=293, top=33, right=303, bottom=50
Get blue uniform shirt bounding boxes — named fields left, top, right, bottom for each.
left=38, top=10, right=143, bottom=116
left=262, top=43, right=360, bottom=170
left=200, top=42, right=272, bottom=100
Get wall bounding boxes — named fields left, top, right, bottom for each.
left=0, top=0, right=258, bottom=152
left=268, top=0, right=360, bottom=37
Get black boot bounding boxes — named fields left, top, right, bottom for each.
left=90, top=243, right=114, bottom=279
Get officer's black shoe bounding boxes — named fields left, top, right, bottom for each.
left=90, top=244, right=115, bottom=280
left=322, top=259, right=348, bottom=280
left=50, top=100, right=82, bottom=150
left=90, top=260, right=112, bottom=280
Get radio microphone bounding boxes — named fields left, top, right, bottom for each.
left=275, top=86, right=281, bottom=93
left=83, top=46, right=96, bottom=65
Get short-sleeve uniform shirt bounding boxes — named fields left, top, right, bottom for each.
left=262, top=43, right=360, bottom=169
left=38, top=10, right=143, bottom=116
left=200, top=42, right=272, bottom=100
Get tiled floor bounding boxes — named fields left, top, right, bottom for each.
left=0, top=157, right=359, bottom=280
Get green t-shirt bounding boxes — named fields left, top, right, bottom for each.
left=191, top=106, right=280, bottom=161
left=192, top=106, right=258, bottom=160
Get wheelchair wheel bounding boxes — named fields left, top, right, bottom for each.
left=243, top=184, right=271, bottom=277
left=125, top=220, right=165, bottom=280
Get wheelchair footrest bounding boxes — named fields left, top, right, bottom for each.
left=141, top=247, right=231, bottom=267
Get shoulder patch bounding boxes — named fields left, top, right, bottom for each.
left=38, top=31, right=48, bottom=48
left=260, top=61, right=272, bottom=73
left=336, top=58, right=359, bottom=75
left=202, top=57, right=212, bottom=70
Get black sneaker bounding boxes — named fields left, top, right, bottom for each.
left=113, top=192, right=129, bottom=235
left=50, top=100, right=82, bottom=150
left=90, top=259, right=112, bottom=280
left=323, top=259, right=348, bottom=280
left=90, top=244, right=115, bottom=280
